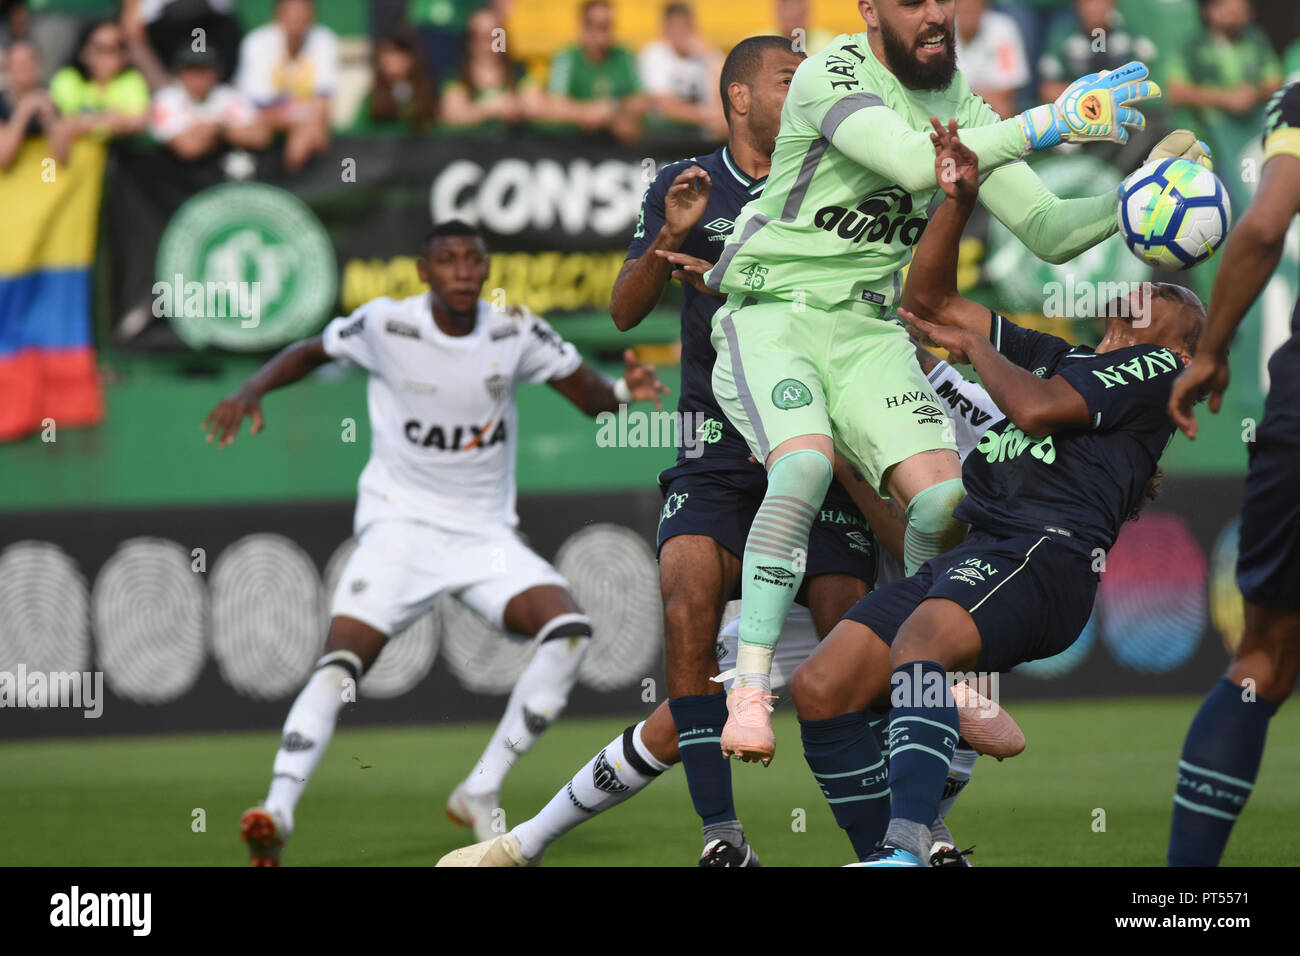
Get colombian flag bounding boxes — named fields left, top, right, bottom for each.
left=0, top=136, right=106, bottom=442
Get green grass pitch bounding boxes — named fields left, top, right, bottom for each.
left=3, top=695, right=1297, bottom=866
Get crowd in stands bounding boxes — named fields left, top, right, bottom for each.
left=0, top=0, right=1297, bottom=175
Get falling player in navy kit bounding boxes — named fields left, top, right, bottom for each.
left=1165, top=81, right=1300, bottom=867
left=790, top=118, right=1206, bottom=865
left=202, top=220, right=667, bottom=864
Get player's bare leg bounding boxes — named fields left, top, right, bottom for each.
left=725, top=434, right=835, bottom=764
left=805, top=572, right=870, bottom=637
left=243, top=615, right=386, bottom=865
left=449, top=585, right=592, bottom=840
left=1169, top=602, right=1300, bottom=865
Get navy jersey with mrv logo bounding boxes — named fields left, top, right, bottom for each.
left=955, top=314, right=1181, bottom=554
left=627, top=145, right=765, bottom=472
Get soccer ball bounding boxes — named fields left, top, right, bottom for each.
left=1116, top=158, right=1231, bottom=270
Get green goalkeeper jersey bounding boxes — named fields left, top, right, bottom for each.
left=705, top=32, right=1118, bottom=314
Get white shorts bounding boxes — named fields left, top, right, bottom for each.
left=329, top=519, right=569, bottom=635
left=715, top=600, right=822, bottom=693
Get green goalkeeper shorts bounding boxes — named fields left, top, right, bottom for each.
left=710, top=293, right=957, bottom=494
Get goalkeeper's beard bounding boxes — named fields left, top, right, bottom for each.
left=879, top=20, right=956, bottom=92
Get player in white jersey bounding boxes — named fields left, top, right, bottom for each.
left=436, top=347, right=1018, bottom=867
left=201, top=220, right=667, bottom=865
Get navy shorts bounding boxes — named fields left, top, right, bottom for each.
left=843, top=529, right=1096, bottom=673
left=656, top=462, right=878, bottom=601
left=1237, top=335, right=1300, bottom=611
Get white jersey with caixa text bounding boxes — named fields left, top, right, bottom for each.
left=321, top=294, right=582, bottom=535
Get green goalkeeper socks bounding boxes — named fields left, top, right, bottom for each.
left=736, top=449, right=833, bottom=687
left=903, top=477, right=968, bottom=575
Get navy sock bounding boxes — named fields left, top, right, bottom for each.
left=669, top=693, right=736, bottom=827
left=887, top=661, right=959, bottom=828
left=867, top=705, right=891, bottom=761
left=800, top=711, right=890, bottom=860
left=1168, top=677, right=1277, bottom=866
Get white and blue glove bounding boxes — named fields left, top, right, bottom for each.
left=1017, top=61, right=1161, bottom=152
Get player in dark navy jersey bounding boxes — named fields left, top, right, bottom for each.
left=1165, top=81, right=1300, bottom=867
left=788, top=118, right=1207, bottom=865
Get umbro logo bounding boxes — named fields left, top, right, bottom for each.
left=350, top=579, right=368, bottom=594
left=913, top=404, right=945, bottom=425
left=845, top=531, right=873, bottom=554
left=703, top=217, right=734, bottom=233
left=948, top=566, right=985, bottom=585
left=754, top=565, right=796, bottom=588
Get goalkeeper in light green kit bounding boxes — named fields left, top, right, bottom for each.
left=704, top=0, right=1203, bottom=764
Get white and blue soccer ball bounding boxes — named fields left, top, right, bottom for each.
left=1116, top=158, right=1231, bottom=271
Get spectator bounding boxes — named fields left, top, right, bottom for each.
left=1167, top=0, right=1282, bottom=210
left=149, top=46, right=267, bottom=160
left=760, top=0, right=833, bottom=55
left=4, top=0, right=84, bottom=84
left=996, top=0, right=1073, bottom=104
left=1284, top=12, right=1300, bottom=84
left=49, top=19, right=150, bottom=142
left=541, top=0, right=645, bottom=144
left=1, top=37, right=69, bottom=166
left=1039, top=0, right=1157, bottom=103
left=234, top=0, right=337, bottom=172
left=1116, top=0, right=1199, bottom=90
left=955, top=0, right=1030, bottom=119
left=1, top=0, right=28, bottom=49
left=439, top=7, right=539, bottom=130
left=638, top=2, right=724, bottom=139
left=350, top=27, right=439, bottom=135
left=121, top=0, right=243, bottom=89
left=409, top=0, right=481, bottom=87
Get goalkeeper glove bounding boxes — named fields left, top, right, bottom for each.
left=1144, top=129, right=1213, bottom=170
left=1017, top=61, right=1160, bottom=152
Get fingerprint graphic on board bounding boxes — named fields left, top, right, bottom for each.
left=1098, top=511, right=1207, bottom=673
left=1208, top=517, right=1244, bottom=655
left=1014, top=608, right=1097, bottom=680
left=0, top=541, right=89, bottom=675
left=92, top=538, right=206, bottom=703
left=210, top=534, right=323, bottom=699
left=555, top=523, right=662, bottom=692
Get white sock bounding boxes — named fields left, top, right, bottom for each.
left=938, top=745, right=978, bottom=820
left=512, top=721, right=670, bottom=860
left=264, top=651, right=362, bottom=829
left=464, top=622, right=591, bottom=797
